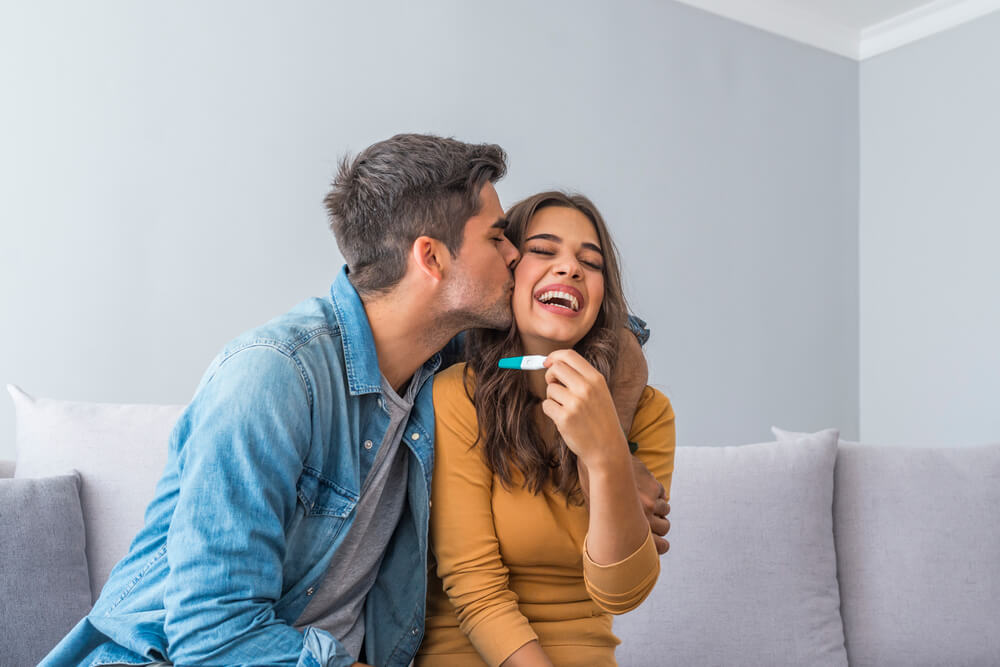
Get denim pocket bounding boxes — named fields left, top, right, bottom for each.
left=296, top=467, right=358, bottom=518
left=282, top=469, right=359, bottom=589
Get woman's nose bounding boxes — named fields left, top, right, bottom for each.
left=554, top=262, right=582, bottom=280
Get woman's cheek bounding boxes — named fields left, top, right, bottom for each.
left=513, top=287, right=533, bottom=322
left=587, top=282, right=605, bottom=326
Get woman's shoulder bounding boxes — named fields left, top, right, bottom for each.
left=433, top=362, right=475, bottom=402
left=432, top=363, right=479, bottom=441
left=631, top=387, right=676, bottom=491
left=637, top=386, right=673, bottom=418
left=630, top=386, right=675, bottom=440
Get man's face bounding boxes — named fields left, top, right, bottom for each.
left=443, top=182, right=521, bottom=330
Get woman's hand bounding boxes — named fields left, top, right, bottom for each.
left=541, top=349, right=630, bottom=468
left=500, top=640, right=554, bottom=667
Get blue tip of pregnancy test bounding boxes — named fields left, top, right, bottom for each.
left=498, top=357, right=523, bottom=369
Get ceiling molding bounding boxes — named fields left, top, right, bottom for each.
left=671, top=0, right=859, bottom=58
left=858, top=0, right=1000, bottom=58
left=672, top=0, right=1000, bottom=60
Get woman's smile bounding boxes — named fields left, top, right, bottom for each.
left=513, top=205, right=605, bottom=351
left=533, top=283, right=584, bottom=316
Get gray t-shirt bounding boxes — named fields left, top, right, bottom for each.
left=293, top=373, right=418, bottom=658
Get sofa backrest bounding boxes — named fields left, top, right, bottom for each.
left=9, top=385, right=1000, bottom=667
left=8, top=385, right=186, bottom=601
left=614, top=431, right=849, bottom=666
left=832, top=441, right=1000, bottom=667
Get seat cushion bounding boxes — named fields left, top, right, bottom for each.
left=0, top=473, right=92, bottom=665
left=614, top=430, right=847, bottom=666
left=8, top=384, right=186, bottom=601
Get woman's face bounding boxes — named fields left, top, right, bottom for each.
left=512, top=205, right=605, bottom=352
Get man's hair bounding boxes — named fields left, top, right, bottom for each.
left=324, top=133, right=508, bottom=296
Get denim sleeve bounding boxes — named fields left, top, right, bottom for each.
left=626, top=314, right=650, bottom=347
left=162, top=345, right=355, bottom=667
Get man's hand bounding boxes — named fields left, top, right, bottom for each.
left=610, top=326, right=648, bottom=434
left=633, top=457, right=670, bottom=554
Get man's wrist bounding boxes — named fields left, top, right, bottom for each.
left=625, top=314, right=650, bottom=347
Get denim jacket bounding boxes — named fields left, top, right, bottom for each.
left=43, top=267, right=444, bottom=667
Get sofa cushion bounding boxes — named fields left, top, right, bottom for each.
left=8, top=385, right=186, bottom=601
left=832, top=442, right=1000, bottom=667
left=613, top=430, right=847, bottom=666
left=772, top=425, right=857, bottom=447
left=0, top=473, right=92, bottom=666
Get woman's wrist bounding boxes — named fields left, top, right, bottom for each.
left=581, top=432, right=633, bottom=472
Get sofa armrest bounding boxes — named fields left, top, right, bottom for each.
left=0, top=460, right=15, bottom=478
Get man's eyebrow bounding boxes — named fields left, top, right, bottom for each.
left=490, top=217, right=509, bottom=230
left=525, top=233, right=604, bottom=255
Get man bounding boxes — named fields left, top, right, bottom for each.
left=44, top=134, right=668, bottom=667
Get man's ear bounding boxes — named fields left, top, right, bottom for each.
left=411, top=235, right=450, bottom=283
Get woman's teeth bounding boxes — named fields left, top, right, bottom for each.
left=536, top=290, right=579, bottom=312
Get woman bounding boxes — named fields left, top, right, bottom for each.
left=417, top=192, right=675, bottom=667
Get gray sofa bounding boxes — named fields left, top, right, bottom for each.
left=2, top=386, right=999, bottom=666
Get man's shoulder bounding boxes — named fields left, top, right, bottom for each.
left=221, top=296, right=342, bottom=361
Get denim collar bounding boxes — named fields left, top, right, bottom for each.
left=329, top=265, right=442, bottom=396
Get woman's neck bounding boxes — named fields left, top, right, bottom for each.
left=519, top=334, right=563, bottom=401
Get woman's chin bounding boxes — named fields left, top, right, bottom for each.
left=520, top=327, right=585, bottom=351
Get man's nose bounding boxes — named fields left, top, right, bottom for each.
left=504, top=240, right=521, bottom=269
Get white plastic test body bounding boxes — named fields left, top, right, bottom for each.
left=497, top=355, right=548, bottom=370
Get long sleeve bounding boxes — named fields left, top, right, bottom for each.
left=582, top=386, right=676, bottom=615
left=429, top=366, right=538, bottom=667
left=162, top=345, right=354, bottom=667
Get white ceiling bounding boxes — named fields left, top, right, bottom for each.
left=777, top=0, right=945, bottom=31
left=672, top=0, right=1000, bottom=59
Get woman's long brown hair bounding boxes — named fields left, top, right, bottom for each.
left=463, top=191, right=628, bottom=503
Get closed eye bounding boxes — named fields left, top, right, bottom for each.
left=527, top=247, right=555, bottom=255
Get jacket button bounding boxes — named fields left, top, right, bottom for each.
left=306, top=587, right=315, bottom=596
left=411, top=433, right=420, bottom=440
left=364, top=439, right=373, bottom=450
left=411, top=627, right=419, bottom=635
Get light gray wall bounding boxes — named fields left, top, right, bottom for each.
left=0, top=0, right=859, bottom=461
left=860, top=12, right=1000, bottom=446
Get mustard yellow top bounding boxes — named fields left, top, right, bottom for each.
left=416, top=363, right=676, bottom=667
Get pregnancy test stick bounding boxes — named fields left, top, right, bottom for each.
left=498, top=355, right=548, bottom=370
